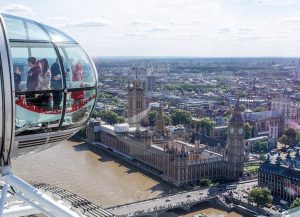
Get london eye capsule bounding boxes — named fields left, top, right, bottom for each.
left=0, top=13, right=98, bottom=165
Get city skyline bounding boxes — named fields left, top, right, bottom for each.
left=1, top=0, right=300, bottom=57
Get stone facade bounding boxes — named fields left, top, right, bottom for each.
left=127, top=79, right=147, bottom=127
left=226, top=102, right=245, bottom=180
left=259, top=153, right=300, bottom=202
left=87, top=103, right=245, bottom=186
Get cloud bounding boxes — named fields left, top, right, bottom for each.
left=189, top=19, right=203, bottom=24
left=131, top=19, right=158, bottom=25
left=99, top=13, right=114, bottom=19
left=0, top=4, right=33, bottom=15
left=187, top=2, right=221, bottom=11
left=138, top=25, right=171, bottom=32
left=219, top=27, right=233, bottom=33
left=281, top=17, right=300, bottom=25
left=125, top=32, right=146, bottom=37
left=46, top=16, right=69, bottom=27
left=66, top=19, right=112, bottom=28
left=254, top=0, right=296, bottom=5
left=202, top=2, right=221, bottom=11
left=237, top=27, right=256, bottom=32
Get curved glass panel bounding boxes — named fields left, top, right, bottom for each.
left=43, top=25, right=75, bottom=42
left=26, top=22, right=50, bottom=40
left=3, top=15, right=27, bottom=40
left=10, top=42, right=63, bottom=92
left=3, top=15, right=50, bottom=41
left=10, top=42, right=64, bottom=132
left=63, top=89, right=96, bottom=126
left=57, top=44, right=96, bottom=88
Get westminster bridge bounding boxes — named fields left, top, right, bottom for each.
left=106, top=187, right=218, bottom=217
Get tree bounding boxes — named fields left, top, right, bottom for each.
left=249, top=187, right=272, bottom=207
left=244, top=122, right=253, bottom=139
left=259, top=154, right=267, bottom=161
left=99, top=110, right=118, bottom=125
left=240, top=104, right=246, bottom=111
left=279, top=127, right=298, bottom=147
left=252, top=141, right=268, bottom=153
left=199, top=178, right=212, bottom=187
left=291, top=197, right=300, bottom=208
left=254, top=107, right=266, bottom=112
left=196, top=118, right=215, bottom=136
left=95, top=110, right=125, bottom=125
left=147, top=110, right=172, bottom=126
left=171, top=109, right=192, bottom=126
left=223, top=109, right=232, bottom=118
left=148, top=111, right=157, bottom=127
left=164, top=114, right=172, bottom=126
left=116, top=116, right=126, bottom=123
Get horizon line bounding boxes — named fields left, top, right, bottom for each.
left=92, top=56, right=300, bottom=59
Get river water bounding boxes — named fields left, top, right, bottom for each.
left=12, top=140, right=241, bottom=216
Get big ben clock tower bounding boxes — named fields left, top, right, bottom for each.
left=226, top=101, right=245, bottom=180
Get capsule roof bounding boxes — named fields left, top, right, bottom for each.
left=1, top=13, right=75, bottom=43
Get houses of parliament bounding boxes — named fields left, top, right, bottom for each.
left=86, top=78, right=245, bottom=186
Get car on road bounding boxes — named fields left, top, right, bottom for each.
left=165, top=199, right=171, bottom=202
left=186, top=195, right=191, bottom=198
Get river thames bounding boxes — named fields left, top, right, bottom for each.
left=12, top=139, right=241, bottom=216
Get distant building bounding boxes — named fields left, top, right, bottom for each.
left=271, top=93, right=291, bottom=130
left=259, top=151, right=300, bottom=202
left=211, top=125, right=227, bottom=141
left=127, top=79, right=147, bottom=127
left=244, top=136, right=268, bottom=153
left=242, top=93, right=291, bottom=143
left=131, top=66, right=148, bottom=80
left=147, top=75, right=156, bottom=92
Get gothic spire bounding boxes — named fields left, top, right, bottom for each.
left=154, top=102, right=166, bottom=138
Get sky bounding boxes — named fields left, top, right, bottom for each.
left=1, top=0, right=300, bottom=57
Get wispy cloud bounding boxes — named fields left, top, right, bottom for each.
left=0, top=4, right=33, bottom=15
left=189, top=19, right=203, bottom=25
left=138, top=25, right=171, bottom=32
left=46, top=16, right=69, bottom=27
left=280, top=17, right=300, bottom=25
left=66, top=19, right=112, bottom=28
left=187, top=2, right=221, bottom=11
left=131, top=19, right=158, bottom=26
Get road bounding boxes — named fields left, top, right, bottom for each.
left=107, top=180, right=258, bottom=217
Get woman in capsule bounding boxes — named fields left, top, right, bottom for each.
left=71, top=62, right=85, bottom=105
left=36, top=58, right=52, bottom=111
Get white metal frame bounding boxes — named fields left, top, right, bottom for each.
left=0, top=166, right=81, bottom=217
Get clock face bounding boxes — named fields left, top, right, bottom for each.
left=230, top=128, right=234, bottom=134
left=239, top=128, right=243, bottom=134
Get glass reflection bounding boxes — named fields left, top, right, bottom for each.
left=15, top=93, right=63, bottom=132
left=57, top=44, right=96, bottom=89
left=11, top=42, right=63, bottom=92
left=43, top=25, right=74, bottom=42
left=63, top=89, right=96, bottom=125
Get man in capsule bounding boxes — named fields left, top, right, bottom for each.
left=26, top=57, right=40, bottom=105
left=51, top=58, right=63, bottom=110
